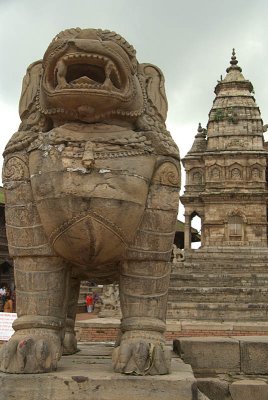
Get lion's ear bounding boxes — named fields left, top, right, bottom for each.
left=19, top=60, right=42, bottom=120
left=138, top=63, right=168, bottom=121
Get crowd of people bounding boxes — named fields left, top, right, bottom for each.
left=0, top=285, right=15, bottom=313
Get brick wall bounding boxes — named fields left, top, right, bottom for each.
left=75, top=322, right=268, bottom=342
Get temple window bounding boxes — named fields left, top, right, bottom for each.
left=228, top=215, right=243, bottom=239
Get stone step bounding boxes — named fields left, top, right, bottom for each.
left=198, top=377, right=268, bottom=400
left=174, top=261, right=268, bottom=273
left=173, top=336, right=268, bottom=374
left=183, top=259, right=268, bottom=268
left=185, top=247, right=268, bottom=256
left=170, top=272, right=268, bottom=287
left=169, top=249, right=268, bottom=323
left=167, top=301, right=268, bottom=320
left=168, top=286, right=268, bottom=303
left=184, top=251, right=268, bottom=262
left=174, top=338, right=268, bottom=400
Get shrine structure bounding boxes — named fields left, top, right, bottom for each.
left=169, top=50, right=268, bottom=321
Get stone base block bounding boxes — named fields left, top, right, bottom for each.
left=239, top=336, right=268, bottom=374
left=230, top=380, right=268, bottom=400
left=173, top=337, right=240, bottom=373
left=0, top=344, right=197, bottom=400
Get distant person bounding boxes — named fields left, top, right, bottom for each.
left=92, top=291, right=100, bottom=310
left=0, top=286, right=7, bottom=309
left=0, top=286, right=6, bottom=296
left=85, top=293, right=93, bottom=313
left=3, top=295, right=13, bottom=313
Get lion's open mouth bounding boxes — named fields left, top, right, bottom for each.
left=55, top=53, right=122, bottom=91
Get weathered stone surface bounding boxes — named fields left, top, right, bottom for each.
left=229, top=380, right=268, bottom=400
left=173, top=337, right=240, bottom=373
left=239, top=336, right=268, bottom=374
left=0, top=28, right=180, bottom=375
left=0, top=344, right=197, bottom=400
left=197, top=390, right=211, bottom=400
left=197, top=378, right=232, bottom=400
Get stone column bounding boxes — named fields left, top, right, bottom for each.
left=184, top=214, right=191, bottom=249
left=200, top=215, right=203, bottom=247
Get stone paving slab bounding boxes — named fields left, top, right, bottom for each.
left=0, top=344, right=197, bottom=400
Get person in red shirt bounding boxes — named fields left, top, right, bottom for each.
left=85, top=293, right=93, bottom=313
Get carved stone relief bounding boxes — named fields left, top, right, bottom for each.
left=210, top=166, right=221, bottom=180
left=251, top=166, right=262, bottom=180
left=231, top=167, right=242, bottom=180
left=190, top=168, right=203, bottom=184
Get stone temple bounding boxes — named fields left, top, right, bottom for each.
left=169, top=50, right=268, bottom=322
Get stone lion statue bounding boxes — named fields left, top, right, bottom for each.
left=0, top=28, right=180, bottom=375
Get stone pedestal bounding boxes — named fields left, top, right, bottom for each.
left=0, top=344, right=197, bottom=400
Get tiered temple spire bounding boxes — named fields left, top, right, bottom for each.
left=181, top=49, right=267, bottom=249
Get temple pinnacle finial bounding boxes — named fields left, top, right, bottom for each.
left=195, top=122, right=206, bottom=138
left=230, top=48, right=238, bottom=66
left=226, top=48, right=242, bottom=73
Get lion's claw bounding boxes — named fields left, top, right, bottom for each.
left=0, top=331, right=61, bottom=373
left=112, top=340, right=171, bottom=375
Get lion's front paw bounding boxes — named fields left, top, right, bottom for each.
left=112, top=340, right=171, bottom=375
left=0, top=330, right=62, bottom=373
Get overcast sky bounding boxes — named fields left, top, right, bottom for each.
left=1, top=0, right=268, bottom=223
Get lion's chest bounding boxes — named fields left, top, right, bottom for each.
left=29, top=124, right=156, bottom=268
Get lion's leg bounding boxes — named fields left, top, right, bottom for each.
left=112, top=160, right=180, bottom=376
left=63, top=276, right=80, bottom=355
left=0, top=256, right=70, bottom=373
left=1, top=151, right=72, bottom=373
left=113, top=259, right=171, bottom=375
